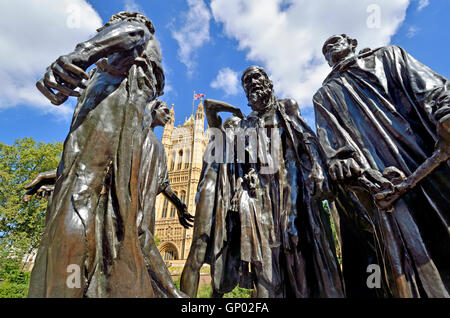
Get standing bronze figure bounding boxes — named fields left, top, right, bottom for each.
left=28, top=12, right=192, bottom=298
left=138, top=99, right=194, bottom=297
left=180, top=100, right=244, bottom=298
left=313, top=34, right=450, bottom=297
left=181, top=66, right=344, bottom=298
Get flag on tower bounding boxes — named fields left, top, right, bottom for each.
left=192, top=91, right=206, bottom=115
left=194, top=92, right=206, bottom=100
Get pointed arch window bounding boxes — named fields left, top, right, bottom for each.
left=170, top=191, right=177, bottom=218
left=170, top=151, right=176, bottom=171
left=164, top=250, right=174, bottom=261
left=185, top=149, right=190, bottom=169
left=177, top=150, right=183, bottom=170
left=162, top=198, right=168, bottom=218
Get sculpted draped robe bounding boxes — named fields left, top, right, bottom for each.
left=200, top=99, right=344, bottom=297
left=137, top=109, right=180, bottom=298
left=248, top=99, right=344, bottom=298
left=28, top=21, right=165, bottom=297
left=313, top=45, right=450, bottom=297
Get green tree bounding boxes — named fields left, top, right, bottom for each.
left=196, top=283, right=252, bottom=298
left=0, top=137, right=62, bottom=276
left=154, top=235, right=161, bottom=247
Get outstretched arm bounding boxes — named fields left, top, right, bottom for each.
left=204, top=99, right=244, bottom=128
left=162, top=186, right=194, bottom=229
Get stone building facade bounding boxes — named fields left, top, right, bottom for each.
left=154, top=101, right=209, bottom=262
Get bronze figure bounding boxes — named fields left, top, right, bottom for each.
left=138, top=99, right=193, bottom=298
left=181, top=66, right=344, bottom=298
left=25, top=10, right=449, bottom=298
left=314, top=34, right=450, bottom=297
left=180, top=99, right=244, bottom=298
left=28, top=12, right=191, bottom=298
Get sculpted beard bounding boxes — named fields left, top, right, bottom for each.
left=248, top=80, right=272, bottom=109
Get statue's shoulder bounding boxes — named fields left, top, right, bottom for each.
left=278, top=98, right=302, bottom=117
left=278, top=98, right=298, bottom=109
left=365, top=45, right=404, bottom=59
left=313, top=83, right=330, bottom=101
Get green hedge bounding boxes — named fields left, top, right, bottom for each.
left=0, top=279, right=29, bottom=298
left=0, top=253, right=31, bottom=298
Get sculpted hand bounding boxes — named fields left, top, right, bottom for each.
left=177, top=203, right=194, bottom=229
left=36, top=53, right=89, bottom=105
left=23, top=170, right=57, bottom=202
left=434, top=92, right=450, bottom=151
left=133, top=56, right=158, bottom=94
left=127, top=64, right=156, bottom=106
left=328, top=158, right=361, bottom=181
left=436, top=113, right=450, bottom=152
left=307, top=161, right=325, bottom=196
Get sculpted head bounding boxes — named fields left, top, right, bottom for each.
left=150, top=99, right=171, bottom=128
left=322, top=34, right=358, bottom=67
left=97, top=12, right=165, bottom=96
left=241, top=66, right=274, bottom=113
left=97, top=11, right=155, bottom=34
left=223, top=116, right=241, bottom=129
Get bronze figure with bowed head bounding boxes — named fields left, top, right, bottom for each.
left=138, top=99, right=194, bottom=298
left=314, top=34, right=450, bottom=297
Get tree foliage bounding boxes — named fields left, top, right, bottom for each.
left=196, top=283, right=252, bottom=298
left=173, top=278, right=252, bottom=298
left=0, top=137, right=62, bottom=271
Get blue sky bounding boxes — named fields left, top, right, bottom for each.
left=0, top=0, right=448, bottom=145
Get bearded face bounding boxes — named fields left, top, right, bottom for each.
left=242, top=70, right=274, bottom=113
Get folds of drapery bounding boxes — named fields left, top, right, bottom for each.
left=314, top=45, right=450, bottom=297
left=201, top=101, right=344, bottom=297
left=29, top=70, right=156, bottom=298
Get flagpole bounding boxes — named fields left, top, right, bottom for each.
left=192, top=90, right=196, bottom=117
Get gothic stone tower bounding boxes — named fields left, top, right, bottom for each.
left=154, top=101, right=209, bottom=262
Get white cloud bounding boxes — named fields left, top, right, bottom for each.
left=407, top=25, right=420, bottom=38
left=210, top=67, right=240, bottom=96
left=123, top=0, right=144, bottom=13
left=171, top=0, right=211, bottom=76
left=0, top=0, right=102, bottom=119
left=417, top=0, right=429, bottom=11
left=210, top=0, right=410, bottom=109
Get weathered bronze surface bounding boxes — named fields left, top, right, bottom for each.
left=314, top=34, right=450, bottom=297
left=25, top=14, right=449, bottom=298
left=181, top=66, right=344, bottom=298
left=28, top=12, right=192, bottom=298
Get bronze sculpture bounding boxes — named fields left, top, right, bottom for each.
left=180, top=100, right=245, bottom=298
left=181, top=66, right=344, bottom=298
left=24, top=9, right=449, bottom=298
left=138, top=99, right=194, bottom=297
left=313, top=34, right=450, bottom=297
left=28, top=12, right=192, bottom=298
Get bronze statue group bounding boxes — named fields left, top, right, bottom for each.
left=25, top=12, right=449, bottom=298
